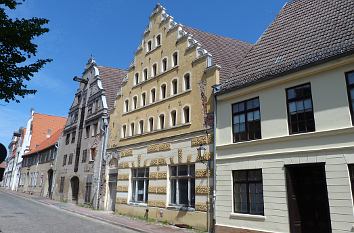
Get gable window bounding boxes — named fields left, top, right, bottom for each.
left=150, top=88, right=156, bottom=103
left=172, top=79, right=178, bottom=95
left=159, top=114, right=165, bottom=130
left=160, top=84, right=167, bottom=99
left=162, top=58, right=167, bottom=72
left=345, top=71, right=354, bottom=124
left=286, top=83, right=315, bottom=134
left=124, top=99, right=129, bottom=112
left=232, top=97, right=261, bottom=142
left=133, top=96, right=138, bottom=110
left=233, top=169, right=264, bottom=215
left=156, top=34, right=161, bottom=46
left=147, top=40, right=152, bottom=52
left=130, top=122, right=135, bottom=136
left=170, top=164, right=195, bottom=208
left=170, top=110, right=177, bottom=127
left=139, top=120, right=144, bottom=134
left=143, top=68, right=148, bottom=81
left=172, top=52, right=178, bottom=67
left=85, top=126, right=90, bottom=138
left=141, top=93, right=146, bottom=107
left=149, top=117, right=154, bottom=132
left=62, top=154, right=67, bottom=166
left=152, top=64, right=157, bottom=77
left=68, top=153, right=73, bottom=165
left=184, top=73, right=191, bottom=91
left=132, top=168, right=149, bottom=203
left=122, top=125, right=127, bottom=138
left=134, top=73, right=139, bottom=85
left=82, top=149, right=87, bottom=163
left=183, top=106, right=190, bottom=123
left=65, top=134, right=70, bottom=145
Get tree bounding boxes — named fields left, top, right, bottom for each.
left=0, top=0, right=52, bottom=103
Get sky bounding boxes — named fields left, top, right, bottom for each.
left=0, top=0, right=288, bottom=148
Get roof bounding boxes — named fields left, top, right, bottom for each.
left=220, top=0, right=354, bottom=94
left=24, top=128, right=63, bottom=157
left=183, top=26, right=253, bottom=83
left=97, top=66, right=127, bottom=113
left=28, top=113, right=67, bottom=153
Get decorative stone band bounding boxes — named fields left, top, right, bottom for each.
left=195, top=202, right=208, bottom=212
left=149, top=172, right=167, bottom=179
left=118, top=162, right=130, bottom=168
left=117, top=186, right=128, bottom=192
left=149, top=158, right=167, bottom=166
left=118, top=174, right=129, bottom=180
left=147, top=143, right=171, bottom=153
left=120, top=149, right=133, bottom=158
left=148, top=186, right=167, bottom=194
left=116, top=198, right=127, bottom=204
left=196, top=185, right=211, bottom=195
left=148, top=200, right=166, bottom=208
left=195, top=169, right=212, bottom=178
left=196, top=152, right=213, bottom=162
left=191, top=134, right=213, bottom=147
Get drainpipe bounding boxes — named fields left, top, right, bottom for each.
left=51, top=142, right=59, bottom=199
left=211, top=84, right=220, bottom=233
left=96, top=117, right=108, bottom=209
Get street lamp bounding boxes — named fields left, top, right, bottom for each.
left=73, top=76, right=88, bottom=84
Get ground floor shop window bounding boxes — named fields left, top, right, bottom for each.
left=132, top=168, right=149, bottom=203
left=233, top=169, right=264, bottom=215
left=170, top=164, right=195, bottom=208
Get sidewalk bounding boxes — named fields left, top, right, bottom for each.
left=0, top=188, right=198, bottom=233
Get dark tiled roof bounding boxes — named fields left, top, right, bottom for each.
left=220, top=0, right=354, bottom=94
left=183, top=26, right=253, bottom=83
left=97, top=66, right=127, bottom=113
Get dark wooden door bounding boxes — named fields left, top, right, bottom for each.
left=286, top=163, right=331, bottom=233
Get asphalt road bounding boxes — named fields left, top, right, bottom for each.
left=0, top=191, right=138, bottom=233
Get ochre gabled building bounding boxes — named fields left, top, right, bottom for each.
left=107, top=4, right=251, bottom=230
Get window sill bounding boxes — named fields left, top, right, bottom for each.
left=129, top=202, right=148, bottom=207
left=229, top=213, right=266, bottom=221
left=166, top=205, right=195, bottom=212
left=132, top=65, right=179, bottom=89
left=145, top=45, right=161, bottom=56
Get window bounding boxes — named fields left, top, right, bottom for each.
left=139, top=120, right=144, bottom=134
left=82, top=150, right=87, bottom=163
left=68, top=153, right=73, bottom=165
left=133, top=96, right=138, bottom=110
left=134, top=73, right=139, bottom=85
left=172, top=52, right=178, bottom=67
left=170, top=110, right=177, bottom=127
left=150, top=88, right=156, bottom=103
left=143, top=68, right=148, bottom=81
left=92, top=123, right=98, bottom=137
left=59, top=177, right=65, bottom=193
left=286, top=83, right=315, bottom=134
left=63, top=154, right=67, bottom=166
left=122, top=125, right=127, bottom=138
left=84, top=179, right=92, bottom=204
left=345, top=71, right=354, bottom=124
left=149, top=117, right=154, bottom=132
left=156, top=34, right=161, bottom=46
left=172, top=79, right=178, bottom=95
left=88, top=105, right=92, bottom=115
left=162, top=58, right=167, bottom=72
left=65, top=134, right=70, bottom=145
left=152, top=64, right=157, bottom=77
left=85, top=126, right=90, bottom=138
left=71, top=131, right=76, bottom=144
left=124, top=100, right=129, bottom=112
left=90, top=148, right=96, bottom=161
left=184, top=73, right=191, bottom=90
left=232, top=97, right=261, bottom=142
left=132, top=168, right=149, bottom=203
left=130, top=122, right=135, bottom=136
left=159, top=114, right=165, bottom=129
left=183, top=106, right=190, bottom=123
left=141, top=93, right=146, bottom=107
left=160, top=84, right=167, bottom=99
left=233, top=169, right=264, bottom=215
left=170, top=165, right=195, bottom=207
left=147, top=40, right=152, bottom=52
left=348, top=165, right=354, bottom=203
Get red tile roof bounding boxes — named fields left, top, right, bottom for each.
left=24, top=128, right=63, bottom=156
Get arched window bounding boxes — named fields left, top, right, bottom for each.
left=159, top=114, right=165, bottom=130
left=184, top=73, right=191, bottom=91
left=134, top=73, right=139, bottom=85
left=150, top=88, right=156, bottom=103
left=183, top=106, right=190, bottom=123
left=152, top=64, right=157, bottom=77
left=172, top=52, right=178, bottom=67
left=147, top=40, right=152, bottom=52
left=132, top=96, right=138, bottom=110
left=172, top=79, right=178, bottom=95
left=141, top=93, right=146, bottom=107
left=162, top=58, right=167, bottom=72
left=149, top=117, right=154, bottom=132
left=124, top=99, right=129, bottom=112
left=130, top=122, right=135, bottom=136
left=160, top=84, right=167, bottom=99
left=170, top=110, right=177, bottom=127
left=143, top=68, right=148, bottom=81
left=139, top=120, right=144, bottom=134
left=156, top=34, right=161, bottom=46
left=122, top=125, right=127, bottom=138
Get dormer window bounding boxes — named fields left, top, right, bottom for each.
left=147, top=40, right=152, bottom=52
left=172, top=52, right=178, bottom=67
left=162, top=58, right=167, bottom=72
left=134, top=73, right=139, bottom=85
left=156, top=35, right=161, bottom=46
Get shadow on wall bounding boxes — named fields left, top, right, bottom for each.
left=0, top=143, right=7, bottom=181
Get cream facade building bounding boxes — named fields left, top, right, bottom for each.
left=215, top=1, right=354, bottom=233
left=107, top=4, right=251, bottom=231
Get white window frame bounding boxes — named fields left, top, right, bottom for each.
left=161, top=57, right=168, bottom=73
left=155, top=34, right=161, bottom=47
left=131, top=168, right=149, bottom=203
left=170, top=109, right=178, bottom=127
left=141, top=92, right=147, bottom=107
left=146, top=40, right=152, bottom=52
left=124, top=99, right=129, bottom=113
left=182, top=105, right=191, bottom=124
left=121, top=125, right=127, bottom=138
left=183, top=72, right=191, bottom=91
left=138, top=120, right=144, bottom=134
left=160, top=83, right=167, bottom=100
left=134, top=73, right=139, bottom=86
left=171, top=78, right=178, bottom=96
left=170, top=164, right=195, bottom=208
left=150, top=88, right=156, bottom=103
left=143, top=67, right=148, bottom=81
left=148, top=117, right=154, bottom=132
left=171, top=51, right=179, bottom=67
left=151, top=63, right=158, bottom=77
left=132, top=95, right=138, bottom=110
left=159, top=114, right=165, bottom=130
left=130, top=122, right=135, bottom=137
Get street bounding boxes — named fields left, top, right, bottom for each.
left=0, top=191, right=138, bottom=233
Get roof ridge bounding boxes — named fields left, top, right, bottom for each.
left=33, top=112, right=67, bottom=119
left=97, top=65, right=127, bottom=71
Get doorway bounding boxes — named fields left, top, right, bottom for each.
left=285, top=163, right=332, bottom=233
left=47, top=169, right=53, bottom=199
left=70, top=176, right=80, bottom=204
left=108, top=173, right=117, bottom=211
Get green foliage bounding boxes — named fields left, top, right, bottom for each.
left=0, top=0, right=52, bottom=103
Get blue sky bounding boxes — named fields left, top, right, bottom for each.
left=0, top=0, right=288, bottom=148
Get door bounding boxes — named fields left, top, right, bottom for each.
left=70, top=176, right=79, bottom=203
left=47, top=169, right=53, bottom=199
left=286, top=163, right=332, bottom=233
left=108, top=173, right=117, bottom=211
